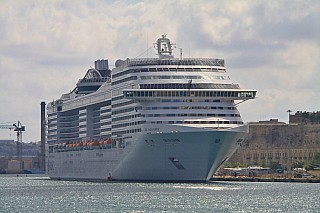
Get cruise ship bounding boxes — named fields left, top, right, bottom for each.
left=45, top=35, right=256, bottom=182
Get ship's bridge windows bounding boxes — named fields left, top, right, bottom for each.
left=124, top=90, right=256, bottom=99
left=238, top=91, right=255, bottom=98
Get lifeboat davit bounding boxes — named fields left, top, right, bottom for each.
left=83, top=141, right=89, bottom=150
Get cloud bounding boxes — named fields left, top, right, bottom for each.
left=0, top=0, right=319, bottom=141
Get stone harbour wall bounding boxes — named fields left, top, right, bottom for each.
left=229, top=121, right=320, bottom=169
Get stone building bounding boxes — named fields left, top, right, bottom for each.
left=229, top=112, right=320, bottom=169
left=290, top=111, right=320, bottom=124
left=0, top=157, right=10, bottom=171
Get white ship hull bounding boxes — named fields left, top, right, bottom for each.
left=46, top=125, right=248, bottom=182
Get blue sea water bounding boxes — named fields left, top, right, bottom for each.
left=0, top=175, right=319, bottom=212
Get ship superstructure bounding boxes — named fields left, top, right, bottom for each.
left=46, top=35, right=256, bottom=182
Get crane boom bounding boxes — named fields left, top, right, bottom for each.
left=0, top=125, right=15, bottom=130
left=0, top=121, right=25, bottom=161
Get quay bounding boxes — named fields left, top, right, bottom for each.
left=210, top=177, right=320, bottom=183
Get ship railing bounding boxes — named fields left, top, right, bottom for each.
left=126, top=58, right=225, bottom=67
left=77, top=77, right=109, bottom=84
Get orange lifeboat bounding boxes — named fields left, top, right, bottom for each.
left=99, top=141, right=104, bottom=146
left=91, top=141, right=99, bottom=146
left=77, top=142, right=83, bottom=147
left=105, top=139, right=112, bottom=148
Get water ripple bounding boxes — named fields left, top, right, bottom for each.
left=0, top=175, right=319, bottom=212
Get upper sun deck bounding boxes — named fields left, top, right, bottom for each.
left=125, top=58, right=225, bottom=68
left=113, top=35, right=225, bottom=74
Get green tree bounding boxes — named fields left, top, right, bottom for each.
left=241, top=162, right=248, bottom=168
left=305, top=152, right=320, bottom=170
left=314, top=152, right=320, bottom=162
left=224, top=162, right=232, bottom=168
left=269, top=161, right=282, bottom=170
left=235, top=162, right=242, bottom=168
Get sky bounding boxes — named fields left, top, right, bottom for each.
left=0, top=0, right=319, bottom=142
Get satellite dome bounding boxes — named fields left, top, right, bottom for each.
left=115, top=59, right=124, bottom=67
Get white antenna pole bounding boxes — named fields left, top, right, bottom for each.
left=147, top=34, right=148, bottom=59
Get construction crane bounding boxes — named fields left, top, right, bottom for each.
left=0, top=121, right=25, bottom=161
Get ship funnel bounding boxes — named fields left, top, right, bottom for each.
left=95, top=59, right=109, bottom=71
